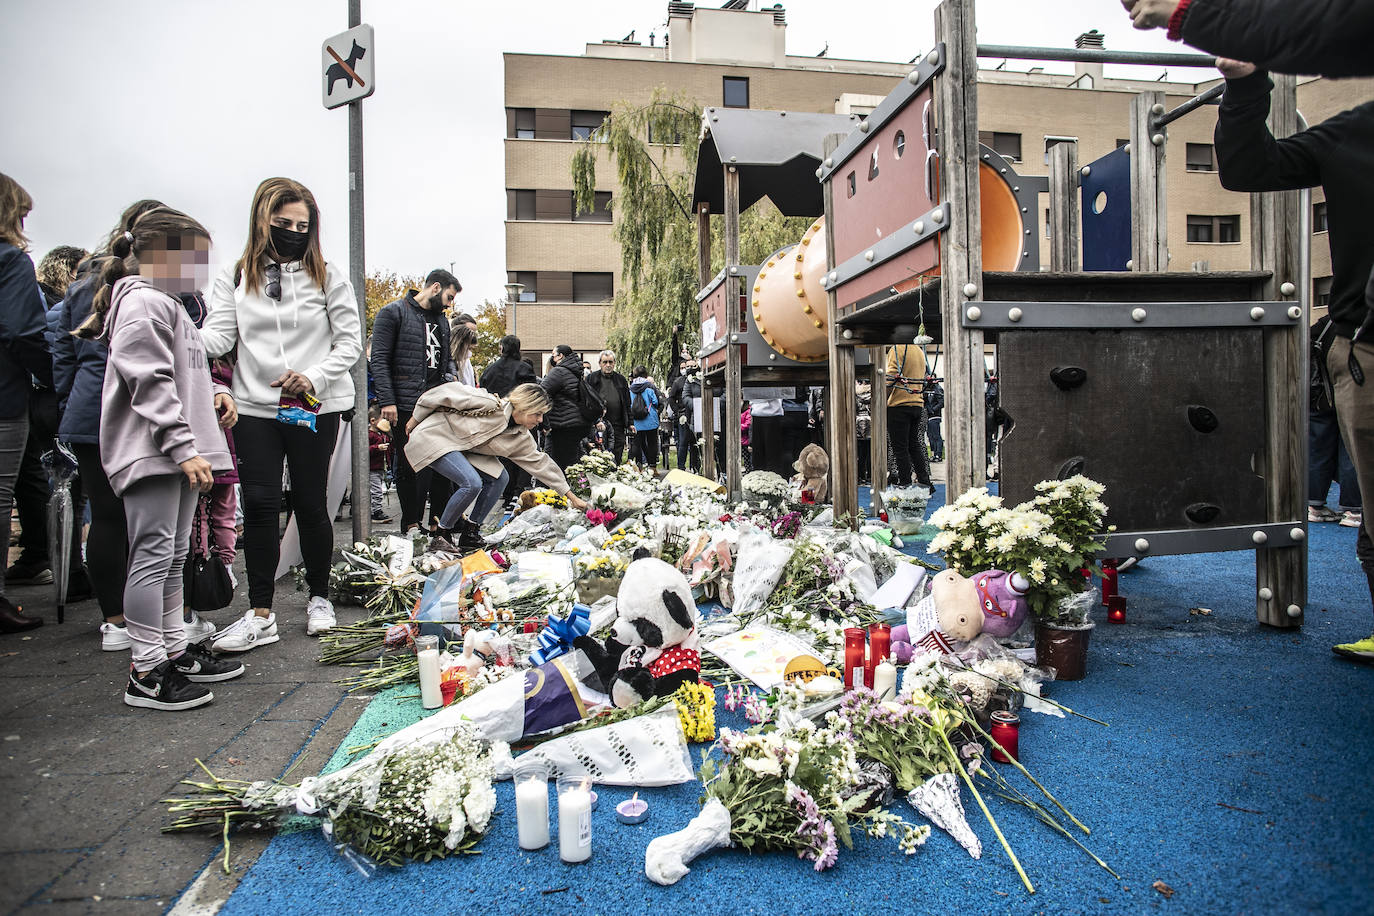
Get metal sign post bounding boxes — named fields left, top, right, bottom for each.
left=325, top=7, right=373, bottom=543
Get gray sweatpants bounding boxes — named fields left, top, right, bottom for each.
left=0, top=415, right=28, bottom=599
left=123, top=473, right=197, bottom=671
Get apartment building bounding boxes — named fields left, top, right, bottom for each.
left=504, top=2, right=1357, bottom=364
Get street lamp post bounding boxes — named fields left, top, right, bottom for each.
left=504, top=282, right=524, bottom=337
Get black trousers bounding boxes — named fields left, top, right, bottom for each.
left=606, top=424, right=627, bottom=464
left=234, top=412, right=339, bottom=608
left=751, top=414, right=784, bottom=479
left=71, top=443, right=124, bottom=621
left=12, top=389, right=59, bottom=565
left=888, top=404, right=931, bottom=487
left=548, top=425, right=588, bottom=471
left=391, top=408, right=436, bottom=531
left=630, top=428, right=659, bottom=466
left=675, top=420, right=699, bottom=472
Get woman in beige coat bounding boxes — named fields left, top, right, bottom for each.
left=405, top=382, right=587, bottom=551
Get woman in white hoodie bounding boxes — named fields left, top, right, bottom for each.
left=200, top=178, right=362, bottom=652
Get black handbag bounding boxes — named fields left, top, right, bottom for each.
left=184, top=496, right=234, bottom=612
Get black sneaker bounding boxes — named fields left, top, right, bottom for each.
left=371, top=510, right=394, bottom=522
left=5, top=562, right=53, bottom=586
left=171, top=643, right=245, bottom=683
left=124, top=660, right=213, bottom=710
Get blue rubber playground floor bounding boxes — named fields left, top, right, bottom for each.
left=207, top=485, right=1373, bottom=915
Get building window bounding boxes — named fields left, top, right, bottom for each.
left=509, top=108, right=535, bottom=139
left=1115, top=138, right=1129, bottom=149
left=1308, top=277, right=1330, bottom=310
left=1313, top=201, right=1328, bottom=233
left=1315, top=276, right=1333, bottom=309
left=573, top=272, right=614, bottom=303
left=723, top=76, right=750, bottom=108
left=647, top=121, right=683, bottom=145
left=509, top=271, right=537, bottom=301
left=1187, top=214, right=1241, bottom=243
left=507, top=189, right=535, bottom=221
left=1043, top=135, right=1076, bottom=165
left=573, top=191, right=613, bottom=223
left=846, top=171, right=856, bottom=198
left=1186, top=143, right=1217, bottom=172
left=978, top=131, right=1022, bottom=162
left=571, top=110, right=608, bottom=141
left=868, top=149, right=880, bottom=181
left=1044, top=208, right=1051, bottom=238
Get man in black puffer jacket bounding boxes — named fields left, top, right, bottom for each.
left=541, top=344, right=596, bottom=469
left=372, top=268, right=460, bottom=532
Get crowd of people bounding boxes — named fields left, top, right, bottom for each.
left=2, top=0, right=1370, bottom=715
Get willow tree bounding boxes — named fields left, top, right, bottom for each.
left=572, top=88, right=814, bottom=380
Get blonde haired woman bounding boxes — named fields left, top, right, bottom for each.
left=201, top=177, right=362, bottom=651
left=405, top=382, right=587, bottom=552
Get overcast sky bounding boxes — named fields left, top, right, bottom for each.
left=2, top=0, right=1190, bottom=309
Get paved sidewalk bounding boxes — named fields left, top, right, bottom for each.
left=1, top=516, right=373, bottom=916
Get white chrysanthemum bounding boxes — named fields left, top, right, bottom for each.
left=463, top=779, right=496, bottom=833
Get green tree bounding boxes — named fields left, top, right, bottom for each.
left=572, top=88, right=813, bottom=381
left=362, top=269, right=421, bottom=337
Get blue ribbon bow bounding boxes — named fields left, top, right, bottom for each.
left=528, top=603, right=592, bottom=666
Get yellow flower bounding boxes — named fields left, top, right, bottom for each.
left=672, top=682, right=717, bottom=742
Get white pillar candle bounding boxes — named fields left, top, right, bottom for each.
left=417, top=645, right=442, bottom=710
left=557, top=779, right=593, bottom=863
left=873, top=660, right=898, bottom=702
left=515, top=776, right=550, bottom=850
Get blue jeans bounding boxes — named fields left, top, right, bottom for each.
left=430, top=450, right=509, bottom=529
left=1310, top=407, right=1361, bottom=510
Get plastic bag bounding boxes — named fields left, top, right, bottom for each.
left=728, top=524, right=794, bottom=617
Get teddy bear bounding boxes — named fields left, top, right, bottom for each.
left=890, top=568, right=984, bottom=661
left=574, top=557, right=701, bottom=708
left=969, top=569, right=1031, bottom=639
left=793, top=443, right=830, bottom=503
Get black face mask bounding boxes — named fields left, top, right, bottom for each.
left=269, top=225, right=309, bottom=262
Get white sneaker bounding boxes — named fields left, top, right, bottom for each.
left=100, top=622, right=131, bottom=652
left=211, top=610, right=279, bottom=653
left=183, top=612, right=217, bottom=644
left=306, top=596, right=336, bottom=636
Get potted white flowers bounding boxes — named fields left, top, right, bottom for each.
left=928, top=476, right=1109, bottom=679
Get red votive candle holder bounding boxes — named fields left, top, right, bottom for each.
left=1107, top=595, right=1126, bottom=624
left=989, top=710, right=1020, bottom=763
left=865, top=623, right=891, bottom=688
left=843, top=628, right=866, bottom=690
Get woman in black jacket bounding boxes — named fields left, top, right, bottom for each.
left=540, top=344, right=594, bottom=469
left=480, top=334, right=536, bottom=397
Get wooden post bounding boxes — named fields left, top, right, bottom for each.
left=822, top=134, right=858, bottom=525
left=722, top=164, right=743, bottom=500
left=697, top=202, right=712, bottom=288
left=869, top=347, right=888, bottom=515
left=1129, top=91, right=1168, bottom=272
left=701, top=377, right=716, bottom=480
left=1252, top=73, right=1307, bottom=628
left=935, top=0, right=985, bottom=500
left=1047, top=140, right=1080, bottom=272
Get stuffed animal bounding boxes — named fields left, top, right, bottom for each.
left=793, top=443, right=830, bottom=503
left=574, top=557, right=701, bottom=708
left=890, top=568, right=984, bottom=661
left=970, top=569, right=1031, bottom=639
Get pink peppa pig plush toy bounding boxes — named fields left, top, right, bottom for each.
left=891, top=568, right=984, bottom=661
left=970, top=569, right=1031, bottom=639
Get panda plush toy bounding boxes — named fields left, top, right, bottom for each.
left=574, top=557, right=701, bottom=708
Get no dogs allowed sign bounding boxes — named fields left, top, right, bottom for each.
left=322, top=24, right=375, bottom=109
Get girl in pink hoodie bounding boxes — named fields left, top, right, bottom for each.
left=76, top=207, right=245, bottom=711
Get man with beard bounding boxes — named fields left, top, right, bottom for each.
left=371, top=269, right=460, bottom=533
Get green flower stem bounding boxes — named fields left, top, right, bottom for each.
left=982, top=766, right=1117, bottom=879
left=938, top=729, right=1035, bottom=895
left=961, top=669, right=1110, bottom=727
left=962, top=714, right=1090, bottom=836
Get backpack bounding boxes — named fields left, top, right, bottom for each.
left=630, top=387, right=650, bottom=421
left=576, top=370, right=605, bottom=423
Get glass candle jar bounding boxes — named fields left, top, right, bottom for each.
left=989, top=709, right=1020, bottom=763
left=557, top=776, right=593, bottom=863
left=865, top=623, right=891, bottom=688
left=513, top=761, right=550, bottom=850
left=415, top=634, right=442, bottom=710
left=843, top=628, right=866, bottom=690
